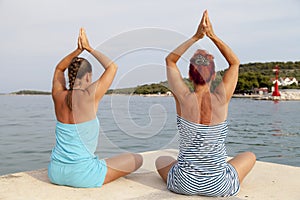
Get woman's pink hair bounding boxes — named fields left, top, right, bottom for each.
left=189, top=49, right=215, bottom=85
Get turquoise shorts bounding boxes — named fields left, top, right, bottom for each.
left=48, top=158, right=107, bottom=188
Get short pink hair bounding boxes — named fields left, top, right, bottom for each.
left=189, top=49, right=215, bottom=85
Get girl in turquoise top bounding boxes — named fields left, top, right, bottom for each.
left=48, top=28, right=143, bottom=188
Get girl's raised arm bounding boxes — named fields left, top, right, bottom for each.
left=80, top=28, right=118, bottom=102
left=52, top=34, right=83, bottom=98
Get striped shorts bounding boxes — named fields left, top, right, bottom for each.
left=167, top=163, right=240, bottom=197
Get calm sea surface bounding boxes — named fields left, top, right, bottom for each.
left=0, top=95, right=299, bottom=175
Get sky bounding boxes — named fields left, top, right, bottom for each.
left=0, top=0, right=300, bottom=93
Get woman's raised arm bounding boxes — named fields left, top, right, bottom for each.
left=204, top=11, right=240, bottom=102
left=166, top=11, right=207, bottom=102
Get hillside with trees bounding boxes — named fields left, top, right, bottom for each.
left=107, top=61, right=300, bottom=95
left=233, top=61, right=300, bottom=93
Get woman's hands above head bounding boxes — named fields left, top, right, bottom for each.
left=202, top=10, right=215, bottom=39
left=193, top=10, right=216, bottom=40
left=77, top=34, right=83, bottom=51
left=79, top=28, right=93, bottom=52
left=193, top=10, right=207, bottom=40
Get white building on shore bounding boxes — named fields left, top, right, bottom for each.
left=272, top=77, right=298, bottom=86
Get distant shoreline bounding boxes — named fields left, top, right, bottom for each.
left=7, top=90, right=51, bottom=95
left=3, top=89, right=300, bottom=101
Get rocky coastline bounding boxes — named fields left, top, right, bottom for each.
left=233, top=89, right=300, bottom=101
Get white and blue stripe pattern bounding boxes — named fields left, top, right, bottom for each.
left=167, top=115, right=240, bottom=197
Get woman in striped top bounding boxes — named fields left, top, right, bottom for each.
left=155, top=10, right=256, bottom=197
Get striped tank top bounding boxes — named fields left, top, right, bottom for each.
left=167, top=115, right=240, bottom=197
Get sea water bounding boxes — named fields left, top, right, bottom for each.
left=0, top=95, right=299, bottom=175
